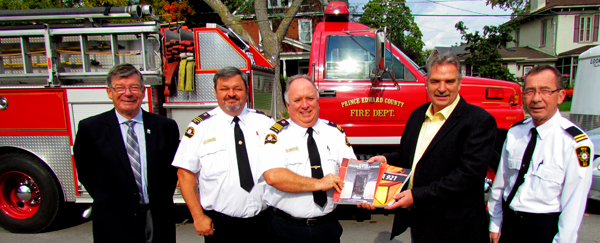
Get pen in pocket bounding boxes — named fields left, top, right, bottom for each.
left=536, top=160, right=544, bottom=171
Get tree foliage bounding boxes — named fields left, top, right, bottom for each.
left=358, top=0, right=425, bottom=65
left=455, top=21, right=516, bottom=82
left=486, top=0, right=528, bottom=17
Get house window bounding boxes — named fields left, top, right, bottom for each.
left=580, top=15, right=593, bottom=42
left=523, top=65, right=534, bottom=76
left=298, top=19, right=312, bottom=43
left=541, top=20, right=547, bottom=47
left=268, top=0, right=292, bottom=8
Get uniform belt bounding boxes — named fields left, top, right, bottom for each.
left=271, top=207, right=334, bottom=226
left=505, top=207, right=560, bottom=219
left=204, top=209, right=267, bottom=220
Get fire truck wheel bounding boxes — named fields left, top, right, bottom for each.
left=0, top=153, right=61, bottom=233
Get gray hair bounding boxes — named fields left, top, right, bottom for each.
left=427, top=52, right=462, bottom=81
left=523, top=65, right=563, bottom=90
left=106, top=64, right=144, bottom=87
left=213, top=66, right=248, bottom=90
left=284, top=74, right=318, bottom=104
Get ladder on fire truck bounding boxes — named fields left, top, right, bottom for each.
left=0, top=5, right=163, bottom=87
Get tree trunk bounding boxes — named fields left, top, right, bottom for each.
left=255, top=0, right=304, bottom=119
left=202, top=0, right=256, bottom=46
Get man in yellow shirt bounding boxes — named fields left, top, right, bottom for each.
left=366, top=52, right=497, bottom=243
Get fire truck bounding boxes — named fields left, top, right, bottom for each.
left=0, top=5, right=275, bottom=233
left=310, top=2, right=524, bottom=196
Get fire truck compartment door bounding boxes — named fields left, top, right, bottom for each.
left=0, top=91, right=68, bottom=131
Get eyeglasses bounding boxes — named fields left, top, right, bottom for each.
left=110, top=85, right=143, bottom=94
left=523, top=88, right=560, bottom=98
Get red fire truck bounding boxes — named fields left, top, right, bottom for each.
left=0, top=5, right=275, bottom=233
left=310, top=1, right=524, bottom=195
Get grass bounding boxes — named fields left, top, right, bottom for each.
left=559, top=100, right=571, bottom=112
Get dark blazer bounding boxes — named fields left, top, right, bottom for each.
left=385, top=97, right=496, bottom=243
left=74, top=109, right=179, bottom=243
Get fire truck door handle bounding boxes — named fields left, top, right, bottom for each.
left=319, top=90, right=336, bottom=98
left=0, top=97, right=7, bottom=110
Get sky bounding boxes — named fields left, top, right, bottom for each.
left=349, top=0, right=513, bottom=50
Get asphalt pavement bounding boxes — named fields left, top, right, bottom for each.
left=2, top=200, right=600, bottom=242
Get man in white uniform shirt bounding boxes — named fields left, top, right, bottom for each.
left=259, top=75, right=356, bottom=243
left=488, top=65, right=594, bottom=243
left=172, top=67, right=274, bottom=242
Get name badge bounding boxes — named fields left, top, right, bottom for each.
left=203, top=137, right=216, bottom=144
left=285, top=147, right=298, bottom=153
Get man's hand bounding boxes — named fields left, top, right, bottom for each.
left=490, top=232, right=499, bottom=243
left=318, top=174, right=344, bottom=192
left=367, top=155, right=387, bottom=164
left=193, top=214, right=215, bottom=236
left=357, top=202, right=376, bottom=210
left=384, top=189, right=414, bottom=210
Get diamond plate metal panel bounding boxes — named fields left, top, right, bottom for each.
left=197, top=32, right=246, bottom=70
left=0, top=136, right=76, bottom=202
left=570, top=114, right=600, bottom=132
left=167, top=73, right=216, bottom=102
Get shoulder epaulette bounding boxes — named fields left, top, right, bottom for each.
left=327, top=120, right=345, bottom=133
left=510, top=119, right=526, bottom=128
left=191, top=112, right=211, bottom=125
left=252, top=109, right=271, bottom=118
left=270, top=119, right=289, bottom=134
left=565, top=126, right=588, bottom=142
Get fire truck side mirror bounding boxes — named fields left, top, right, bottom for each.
left=370, top=30, right=387, bottom=85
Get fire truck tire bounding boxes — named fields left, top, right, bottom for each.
left=0, top=153, right=61, bottom=233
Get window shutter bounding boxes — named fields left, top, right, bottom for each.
left=594, top=14, right=599, bottom=42
left=574, top=15, right=580, bottom=43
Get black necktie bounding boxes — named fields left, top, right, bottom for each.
left=506, top=127, right=538, bottom=205
left=307, top=127, right=327, bottom=207
left=233, top=116, right=254, bottom=192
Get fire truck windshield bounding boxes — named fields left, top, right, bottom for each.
left=324, top=35, right=417, bottom=81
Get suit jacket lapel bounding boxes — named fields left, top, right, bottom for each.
left=104, top=109, right=136, bottom=184
left=407, top=105, right=428, bottom=165
left=422, top=97, right=465, bottom=157
left=142, top=110, right=156, bottom=190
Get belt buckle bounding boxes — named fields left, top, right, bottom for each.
left=306, top=218, right=317, bottom=226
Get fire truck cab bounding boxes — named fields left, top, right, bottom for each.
left=311, top=2, right=525, bottom=156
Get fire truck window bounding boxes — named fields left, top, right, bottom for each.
left=325, top=36, right=375, bottom=80
left=382, top=49, right=405, bottom=81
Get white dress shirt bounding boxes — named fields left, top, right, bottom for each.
left=488, top=111, right=594, bottom=243
left=172, top=107, right=274, bottom=218
left=259, top=118, right=356, bottom=218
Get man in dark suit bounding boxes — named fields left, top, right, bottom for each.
left=74, top=64, right=180, bottom=243
left=363, top=52, right=496, bottom=242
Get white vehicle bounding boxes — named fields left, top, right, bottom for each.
left=569, top=45, right=600, bottom=200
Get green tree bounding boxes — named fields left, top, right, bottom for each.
left=358, top=0, right=425, bottom=65
left=455, top=21, right=516, bottom=82
left=486, top=0, right=528, bottom=17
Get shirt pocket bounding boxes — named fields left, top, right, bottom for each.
left=530, top=165, right=564, bottom=202
left=199, top=140, right=229, bottom=180
left=506, top=155, right=522, bottom=184
left=284, top=150, right=306, bottom=175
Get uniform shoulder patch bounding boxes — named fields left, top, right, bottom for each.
left=184, top=126, right=195, bottom=138
left=565, top=126, right=588, bottom=142
left=510, top=119, right=526, bottom=128
left=576, top=146, right=591, bottom=167
left=264, top=133, right=277, bottom=145
left=270, top=119, right=289, bottom=134
left=327, top=120, right=345, bottom=133
left=252, top=109, right=271, bottom=118
left=192, top=112, right=211, bottom=125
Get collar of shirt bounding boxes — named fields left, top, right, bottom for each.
left=525, top=109, right=562, bottom=140
left=287, top=118, right=323, bottom=139
left=425, top=95, right=460, bottom=121
left=214, top=107, right=249, bottom=126
left=115, top=108, right=144, bottom=125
